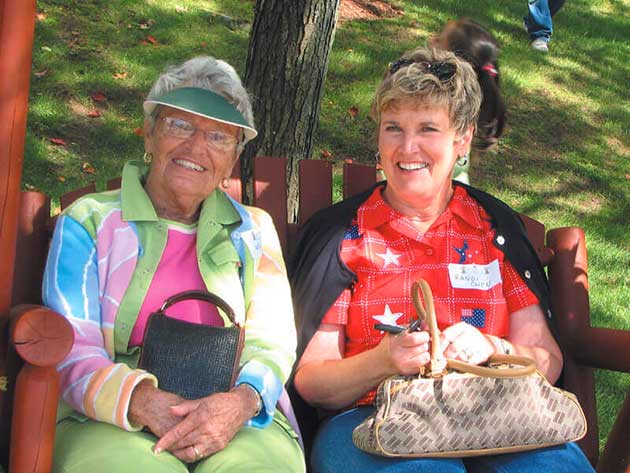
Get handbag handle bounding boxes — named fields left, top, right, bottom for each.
left=159, top=290, right=240, bottom=327
left=411, top=280, right=536, bottom=379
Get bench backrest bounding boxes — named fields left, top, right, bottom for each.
left=11, top=157, right=548, bottom=305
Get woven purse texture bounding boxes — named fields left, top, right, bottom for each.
left=139, top=290, right=244, bottom=400
left=352, top=280, right=587, bottom=457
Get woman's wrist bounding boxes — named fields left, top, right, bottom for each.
left=486, top=335, right=513, bottom=355
left=233, top=383, right=263, bottom=419
left=128, top=379, right=158, bottom=425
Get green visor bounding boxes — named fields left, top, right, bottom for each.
left=143, top=87, right=257, bottom=143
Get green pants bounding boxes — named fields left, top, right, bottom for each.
left=53, top=414, right=305, bottom=473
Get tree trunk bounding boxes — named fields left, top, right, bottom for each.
left=243, top=0, right=340, bottom=221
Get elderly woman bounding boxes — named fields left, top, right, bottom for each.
left=290, top=47, right=593, bottom=473
left=44, top=56, right=304, bottom=473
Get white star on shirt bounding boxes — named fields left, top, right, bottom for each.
left=372, top=304, right=403, bottom=326
left=376, top=248, right=401, bottom=268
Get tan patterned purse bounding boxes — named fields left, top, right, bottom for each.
left=352, top=279, right=587, bottom=457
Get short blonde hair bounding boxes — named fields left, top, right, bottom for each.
left=371, top=47, right=482, bottom=137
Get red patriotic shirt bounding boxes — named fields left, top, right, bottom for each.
left=322, top=185, right=538, bottom=405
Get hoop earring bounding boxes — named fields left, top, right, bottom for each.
left=456, top=153, right=469, bottom=167
left=374, top=151, right=381, bottom=164
left=220, top=177, right=231, bottom=189
left=143, top=152, right=153, bottom=164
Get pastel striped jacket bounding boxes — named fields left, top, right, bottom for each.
left=43, top=161, right=296, bottom=431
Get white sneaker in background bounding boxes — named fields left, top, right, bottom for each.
left=531, top=38, right=549, bottom=52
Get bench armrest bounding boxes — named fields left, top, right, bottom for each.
left=9, top=305, right=73, bottom=473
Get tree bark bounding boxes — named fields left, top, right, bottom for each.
left=243, top=0, right=340, bottom=220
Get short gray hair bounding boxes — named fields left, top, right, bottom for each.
left=145, top=56, right=255, bottom=150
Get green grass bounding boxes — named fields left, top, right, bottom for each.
left=24, top=0, right=630, bottom=450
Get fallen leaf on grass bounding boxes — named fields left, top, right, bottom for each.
left=113, top=72, right=128, bottom=80
left=146, top=35, right=158, bottom=45
left=87, top=110, right=102, bottom=118
left=347, top=106, right=359, bottom=118
left=34, top=70, right=49, bottom=78
left=175, top=5, right=189, bottom=13
left=134, top=127, right=144, bottom=137
left=82, top=162, right=96, bottom=174
left=625, top=174, right=630, bottom=180
left=321, top=149, right=332, bottom=159
left=41, top=46, right=52, bottom=52
left=138, top=19, right=155, bottom=29
left=91, top=91, right=107, bottom=102
left=35, top=12, right=47, bottom=21
left=50, top=137, right=67, bottom=146
left=57, top=176, right=66, bottom=182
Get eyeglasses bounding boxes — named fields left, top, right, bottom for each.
left=160, top=116, right=239, bottom=151
left=388, top=59, right=457, bottom=83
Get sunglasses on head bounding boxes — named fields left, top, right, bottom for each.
left=388, top=59, right=457, bottom=83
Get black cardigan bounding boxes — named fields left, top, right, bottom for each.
left=287, top=181, right=553, bottom=452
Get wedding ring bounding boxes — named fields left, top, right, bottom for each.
left=192, top=445, right=202, bottom=461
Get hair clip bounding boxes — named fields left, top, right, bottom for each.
left=481, top=63, right=498, bottom=78
left=388, top=58, right=414, bottom=74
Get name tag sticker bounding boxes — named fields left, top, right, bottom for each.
left=448, top=259, right=502, bottom=290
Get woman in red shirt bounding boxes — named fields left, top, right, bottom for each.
left=292, top=47, right=592, bottom=473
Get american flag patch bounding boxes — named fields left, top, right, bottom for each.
left=344, top=224, right=361, bottom=240
left=461, top=308, right=486, bottom=328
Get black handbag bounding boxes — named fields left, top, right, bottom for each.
left=138, top=290, right=244, bottom=400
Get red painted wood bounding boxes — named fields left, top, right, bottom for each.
left=106, top=177, right=121, bottom=190
left=252, top=157, right=287, bottom=251
left=0, top=0, right=36, bottom=320
left=298, top=159, right=332, bottom=224
left=226, top=157, right=242, bottom=203
left=342, top=162, right=378, bottom=199
left=546, top=227, right=598, bottom=465
left=12, top=192, right=50, bottom=306
left=520, top=214, right=554, bottom=265
left=60, top=184, right=97, bottom=211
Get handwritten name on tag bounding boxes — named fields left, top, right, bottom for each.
left=448, top=259, right=501, bottom=290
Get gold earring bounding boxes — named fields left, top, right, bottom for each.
left=221, top=177, right=231, bottom=189
left=143, top=152, right=153, bottom=164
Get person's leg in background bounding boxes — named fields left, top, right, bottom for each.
left=524, top=0, right=553, bottom=52
left=549, top=0, right=567, bottom=17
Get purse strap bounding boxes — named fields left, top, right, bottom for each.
left=159, top=290, right=240, bottom=328
left=411, top=280, right=536, bottom=379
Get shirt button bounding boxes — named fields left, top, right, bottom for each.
left=426, top=248, right=434, bottom=256
left=524, top=270, right=532, bottom=279
left=496, top=235, right=505, bottom=245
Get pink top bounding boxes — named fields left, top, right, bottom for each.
left=129, top=223, right=223, bottom=347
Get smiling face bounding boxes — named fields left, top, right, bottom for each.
left=143, top=106, right=240, bottom=217
left=378, top=102, right=473, bottom=216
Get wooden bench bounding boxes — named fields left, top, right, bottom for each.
left=1, top=156, right=629, bottom=473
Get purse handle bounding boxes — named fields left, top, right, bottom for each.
left=159, top=290, right=240, bottom=328
left=411, top=280, right=536, bottom=379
